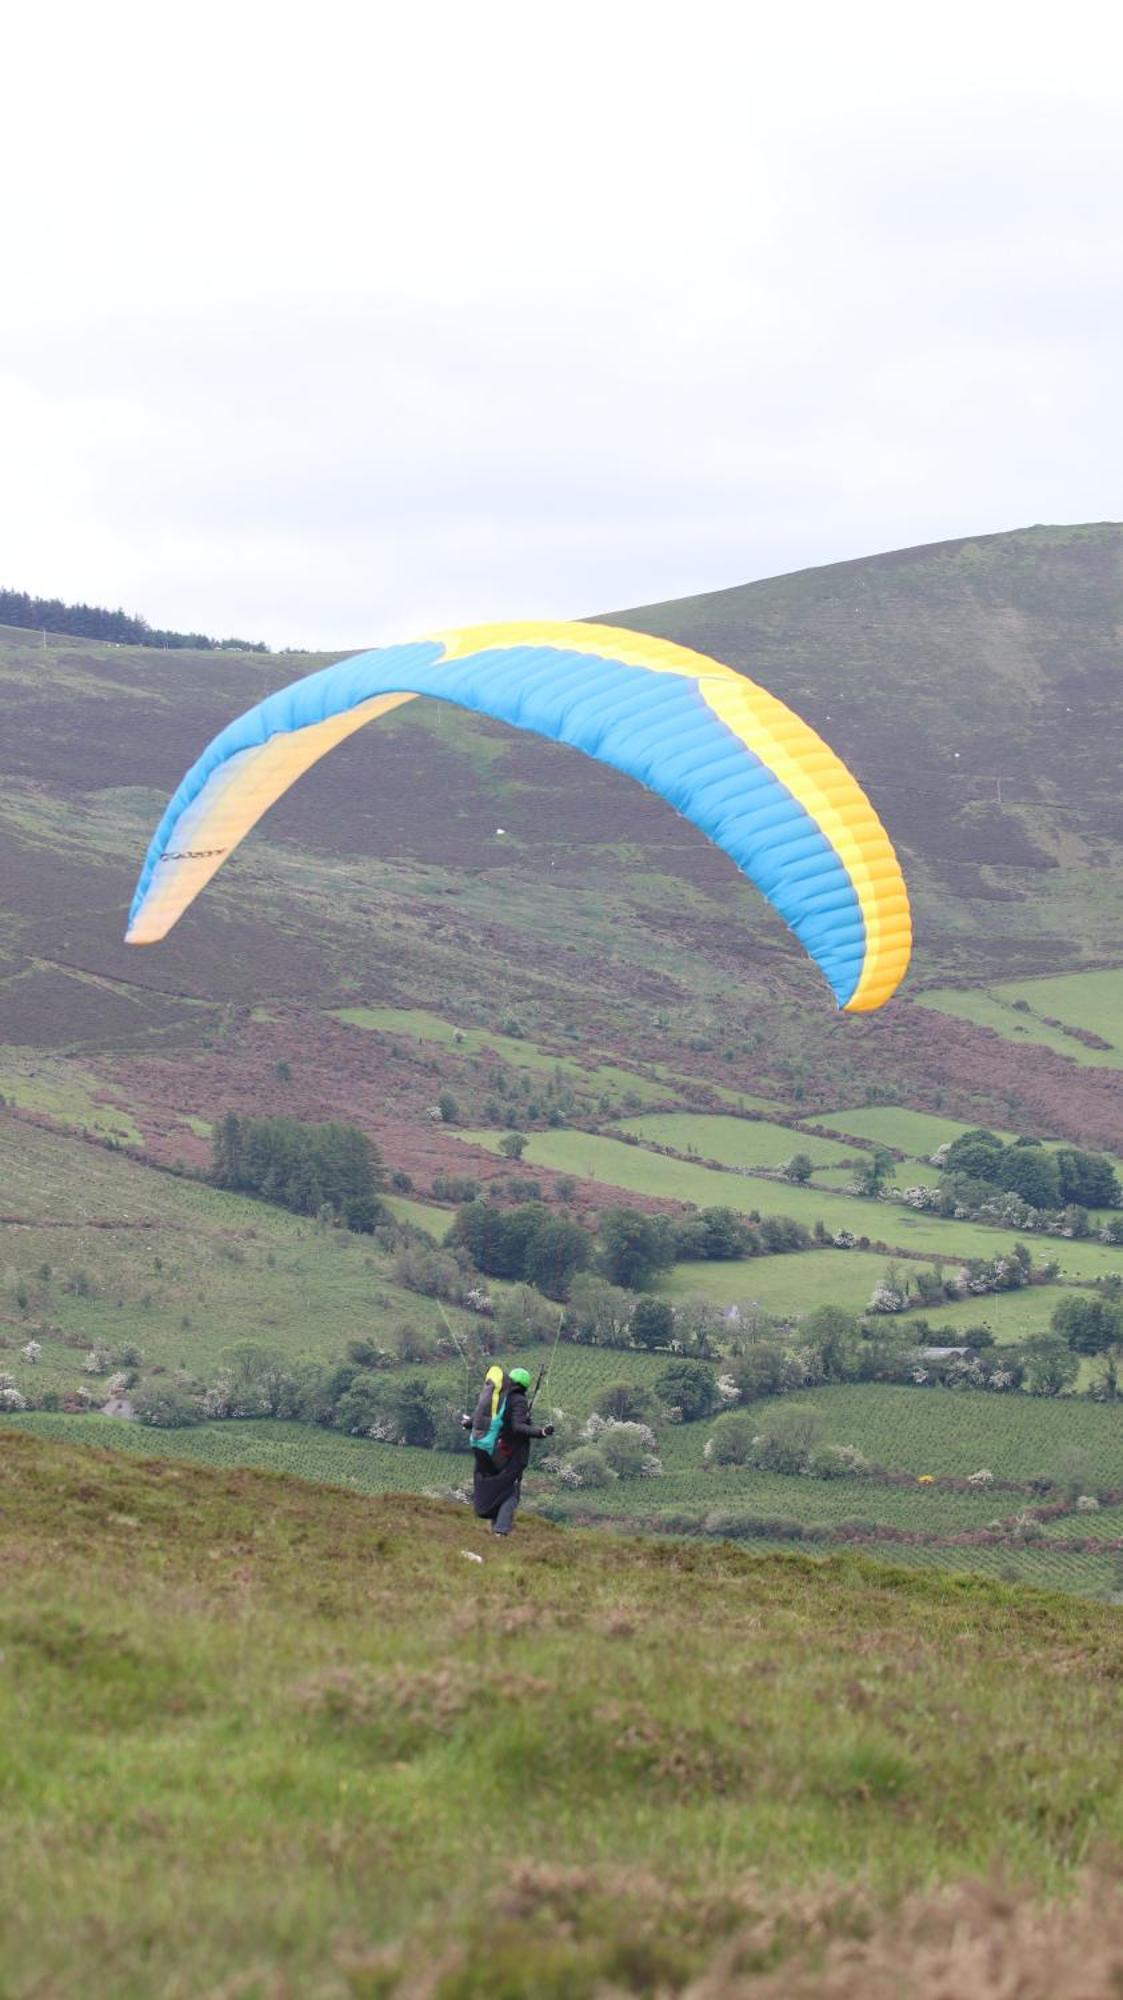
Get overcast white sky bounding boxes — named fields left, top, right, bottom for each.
left=2, top=0, right=1121, bottom=648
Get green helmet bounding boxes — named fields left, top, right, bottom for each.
left=508, top=1367, right=532, bottom=1389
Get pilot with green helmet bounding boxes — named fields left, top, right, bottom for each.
left=462, top=1364, right=554, bottom=1536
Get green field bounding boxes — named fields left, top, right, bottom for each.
left=618, top=1110, right=862, bottom=1170
left=458, top=1125, right=1116, bottom=1264
left=732, top=1384, right=1123, bottom=1486
left=913, top=989, right=1122, bottom=1068
left=808, top=1106, right=1011, bottom=1157
left=658, top=1248, right=893, bottom=1315
left=993, top=968, right=1123, bottom=1050
left=0, top=1047, right=142, bottom=1144
left=382, top=1190, right=455, bottom=1236
left=896, top=1286, right=1065, bottom=1345
left=0, top=1116, right=475, bottom=1397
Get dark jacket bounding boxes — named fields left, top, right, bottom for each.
left=502, top=1386, right=548, bottom=1470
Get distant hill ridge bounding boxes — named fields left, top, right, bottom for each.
left=2, top=520, right=1123, bottom=1143
left=0, top=584, right=268, bottom=653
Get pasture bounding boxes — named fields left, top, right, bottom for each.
left=808, top=1105, right=1011, bottom=1157
left=617, top=1110, right=862, bottom=1169
left=993, top=967, right=1123, bottom=1051
left=913, top=989, right=1122, bottom=1068
left=658, top=1248, right=893, bottom=1315
left=458, top=1124, right=1111, bottom=1263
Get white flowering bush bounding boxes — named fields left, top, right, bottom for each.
left=988, top=1368, right=1017, bottom=1391
left=555, top=1444, right=616, bottom=1489
left=104, top=1372, right=130, bottom=1400
left=463, top=1287, right=494, bottom=1315
left=0, top=1373, right=28, bottom=1411
left=1075, top=1494, right=1100, bottom=1513
left=83, top=1346, right=113, bottom=1376
left=808, top=1443, right=871, bottom=1479
left=716, top=1372, right=740, bottom=1404
left=579, top=1414, right=661, bottom=1477
left=901, top=1185, right=942, bottom=1210
left=868, top=1281, right=907, bottom=1314
left=966, top=1468, right=995, bottom=1487
left=21, top=1340, right=41, bottom=1364
left=929, top=1143, right=951, bottom=1166
left=833, top=1230, right=857, bottom=1249
left=202, top=1373, right=235, bottom=1418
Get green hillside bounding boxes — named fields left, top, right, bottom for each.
left=2, top=527, right=1123, bottom=1608
left=2, top=524, right=1123, bottom=1156
left=2, top=1429, right=1122, bottom=1999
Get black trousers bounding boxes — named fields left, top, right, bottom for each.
left=492, top=1475, right=522, bottom=1535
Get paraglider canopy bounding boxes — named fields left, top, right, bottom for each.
left=126, top=619, right=910, bottom=1011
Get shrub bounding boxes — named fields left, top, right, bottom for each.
left=0, top=1373, right=28, bottom=1412
left=594, top=1381, right=657, bottom=1424
left=747, top=1406, right=824, bottom=1475
left=630, top=1297, right=675, bottom=1350
left=599, top=1208, right=676, bottom=1289
left=556, top=1445, right=616, bottom=1489
left=430, top=1172, right=480, bottom=1203
left=132, top=1377, right=203, bottom=1428
left=654, top=1361, right=721, bottom=1422
left=808, top=1443, right=871, bottom=1480
left=705, top=1410, right=759, bottom=1465
left=581, top=1415, right=661, bottom=1478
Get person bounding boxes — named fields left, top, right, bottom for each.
left=463, top=1365, right=554, bottom=1536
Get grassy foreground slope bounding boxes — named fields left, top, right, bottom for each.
left=3, top=1431, right=1123, bottom=1999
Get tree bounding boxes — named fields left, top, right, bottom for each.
left=210, top=1112, right=383, bottom=1229
left=437, top=1091, right=459, bottom=1124
left=499, top=1131, right=528, bottom=1160
left=595, top=1381, right=658, bottom=1424
left=630, top=1297, right=675, bottom=1349
left=747, top=1405, right=824, bottom=1474
left=522, top=1212, right=592, bottom=1300
left=1050, top=1292, right=1123, bottom=1356
left=132, top=1377, right=202, bottom=1428
left=599, top=1208, right=676, bottom=1289
left=394, top=1381, right=437, bottom=1448
left=855, top=1146, right=895, bottom=1198
left=999, top=1144, right=1060, bottom=1210
left=1057, top=1148, right=1120, bottom=1209
left=695, top=1206, right=754, bottom=1259
left=784, top=1153, right=813, bottom=1184
left=1020, top=1334, right=1079, bottom=1396
left=495, top=1284, right=558, bottom=1348
left=565, top=1273, right=636, bottom=1346
left=653, top=1361, right=720, bottom=1421
left=944, top=1130, right=1004, bottom=1177
left=799, top=1305, right=864, bottom=1381
left=734, top=1343, right=796, bottom=1401
left=707, top=1411, right=760, bottom=1464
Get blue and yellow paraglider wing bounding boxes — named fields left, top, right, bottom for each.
left=126, top=621, right=910, bottom=1011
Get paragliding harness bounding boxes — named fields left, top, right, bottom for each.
left=468, top=1365, right=513, bottom=1469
